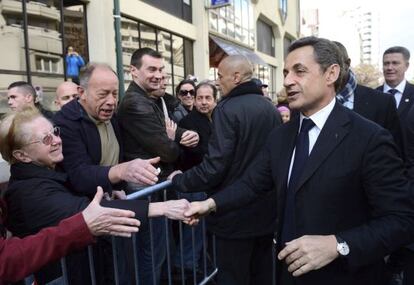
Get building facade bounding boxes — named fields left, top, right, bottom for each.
left=0, top=0, right=300, bottom=113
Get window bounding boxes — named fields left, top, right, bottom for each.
left=121, top=17, right=194, bottom=95
left=256, top=65, right=276, bottom=100
left=35, top=55, right=60, bottom=73
left=257, top=19, right=275, bottom=57
left=208, top=0, right=255, bottom=48
left=279, top=0, right=288, bottom=23
left=141, top=0, right=192, bottom=23
left=0, top=0, right=87, bottom=113
left=283, top=36, right=293, bottom=59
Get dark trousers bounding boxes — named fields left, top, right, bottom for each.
left=387, top=247, right=414, bottom=285
left=403, top=250, right=414, bottom=285
left=215, top=235, right=274, bottom=285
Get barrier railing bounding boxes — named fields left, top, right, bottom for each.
left=57, top=181, right=218, bottom=285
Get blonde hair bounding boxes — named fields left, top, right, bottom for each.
left=0, top=107, right=42, bottom=163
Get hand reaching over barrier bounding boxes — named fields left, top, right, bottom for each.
left=82, top=187, right=141, bottom=237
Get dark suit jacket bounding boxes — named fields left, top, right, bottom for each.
left=353, top=84, right=404, bottom=156
left=213, top=102, right=414, bottom=285
left=406, top=105, right=414, bottom=180
left=377, top=82, right=414, bottom=128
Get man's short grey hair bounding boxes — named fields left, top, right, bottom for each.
left=79, top=63, right=117, bottom=89
left=383, top=46, right=410, bottom=61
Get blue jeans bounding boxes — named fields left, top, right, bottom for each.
left=173, top=192, right=206, bottom=270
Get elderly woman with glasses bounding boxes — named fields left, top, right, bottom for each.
left=0, top=108, right=191, bottom=284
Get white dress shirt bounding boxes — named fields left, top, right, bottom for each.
left=288, top=98, right=336, bottom=184
left=384, top=80, right=407, bottom=108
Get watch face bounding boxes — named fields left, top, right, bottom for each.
left=338, top=242, right=350, bottom=256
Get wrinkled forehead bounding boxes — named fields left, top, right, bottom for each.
left=88, top=67, right=119, bottom=89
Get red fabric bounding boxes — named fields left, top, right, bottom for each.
left=0, top=213, right=94, bottom=284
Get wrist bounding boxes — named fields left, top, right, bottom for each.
left=335, top=235, right=350, bottom=257
left=148, top=202, right=165, bottom=217
left=109, top=163, right=124, bottom=183
left=206, top=198, right=217, bottom=213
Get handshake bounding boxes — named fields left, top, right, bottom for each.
left=165, top=170, right=218, bottom=226
left=152, top=197, right=217, bottom=226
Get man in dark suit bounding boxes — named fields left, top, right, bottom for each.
left=405, top=105, right=414, bottom=285
left=377, top=46, right=414, bottom=132
left=333, top=41, right=404, bottom=156
left=377, top=46, right=414, bottom=285
left=183, top=37, right=414, bottom=285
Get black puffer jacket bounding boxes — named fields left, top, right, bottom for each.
left=173, top=81, right=282, bottom=238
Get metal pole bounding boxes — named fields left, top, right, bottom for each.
left=22, top=0, right=31, bottom=84
left=59, top=0, right=67, bottom=80
left=126, top=181, right=173, bottom=200
left=113, top=0, right=125, bottom=98
left=88, top=245, right=97, bottom=285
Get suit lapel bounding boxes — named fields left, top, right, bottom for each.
left=353, top=86, right=366, bottom=114
left=398, top=83, right=413, bottom=115
left=278, top=119, right=299, bottom=185
left=293, top=103, right=351, bottom=193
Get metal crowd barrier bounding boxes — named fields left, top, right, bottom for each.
left=58, top=181, right=218, bottom=285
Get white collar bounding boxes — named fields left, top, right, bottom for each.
left=299, top=97, right=336, bottom=131
left=384, top=80, right=406, bottom=94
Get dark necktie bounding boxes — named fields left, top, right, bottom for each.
left=388, top=89, right=399, bottom=107
left=281, top=118, right=315, bottom=245
left=388, top=89, right=398, bottom=96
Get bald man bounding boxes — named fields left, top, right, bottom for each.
left=55, top=81, right=79, bottom=109
left=170, top=55, right=282, bottom=285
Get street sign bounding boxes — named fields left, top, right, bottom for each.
left=209, top=0, right=231, bottom=9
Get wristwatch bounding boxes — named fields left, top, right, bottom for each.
left=335, top=235, right=350, bottom=256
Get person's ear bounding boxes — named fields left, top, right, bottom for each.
left=325, top=64, right=340, bottom=87
left=130, top=65, right=139, bottom=79
left=12, top=149, right=32, bottom=163
left=78, top=86, right=86, bottom=100
left=25, top=94, right=34, bottom=104
left=233, top=72, right=241, bottom=84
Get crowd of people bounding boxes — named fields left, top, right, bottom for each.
left=1, top=36, right=414, bottom=285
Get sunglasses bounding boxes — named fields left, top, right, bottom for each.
left=24, top=126, right=61, bottom=146
left=179, top=89, right=195, bottom=96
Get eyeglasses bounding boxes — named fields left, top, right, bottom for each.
left=179, top=89, right=195, bottom=96
left=24, top=126, right=60, bottom=146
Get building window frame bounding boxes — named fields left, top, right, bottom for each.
left=120, top=15, right=194, bottom=95
left=256, top=18, right=275, bottom=57
left=208, top=0, right=255, bottom=48
left=279, top=0, right=288, bottom=23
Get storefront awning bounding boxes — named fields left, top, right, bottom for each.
left=209, top=35, right=267, bottom=67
